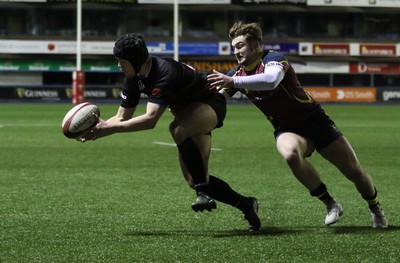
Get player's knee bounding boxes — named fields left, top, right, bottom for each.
left=169, top=122, right=187, bottom=143
left=280, top=147, right=303, bottom=167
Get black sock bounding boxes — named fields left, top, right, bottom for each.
left=177, top=137, right=207, bottom=192
left=204, top=175, right=249, bottom=211
left=362, top=187, right=380, bottom=208
left=310, top=183, right=334, bottom=206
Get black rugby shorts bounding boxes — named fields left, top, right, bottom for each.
left=202, top=93, right=226, bottom=128
left=274, top=111, right=343, bottom=151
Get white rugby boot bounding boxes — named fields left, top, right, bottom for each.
left=369, top=205, right=388, bottom=229
left=325, top=200, right=343, bottom=226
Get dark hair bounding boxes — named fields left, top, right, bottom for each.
left=228, top=21, right=262, bottom=43
left=113, top=33, right=149, bottom=73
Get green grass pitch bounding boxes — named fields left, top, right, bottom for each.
left=1, top=102, right=399, bottom=263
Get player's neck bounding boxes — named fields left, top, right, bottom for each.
left=139, top=57, right=152, bottom=77
left=244, top=57, right=261, bottom=71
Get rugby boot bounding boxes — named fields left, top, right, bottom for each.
left=191, top=192, right=217, bottom=212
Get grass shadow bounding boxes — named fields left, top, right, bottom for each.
left=329, top=225, right=400, bottom=234
left=125, top=227, right=306, bottom=238
left=125, top=225, right=400, bottom=238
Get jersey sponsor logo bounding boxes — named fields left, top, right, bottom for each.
left=266, top=61, right=283, bottom=68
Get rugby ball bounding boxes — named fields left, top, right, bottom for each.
left=61, top=102, right=100, bottom=139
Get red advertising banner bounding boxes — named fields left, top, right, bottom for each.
left=359, top=44, right=396, bottom=56
left=349, top=62, right=400, bottom=73
left=313, top=44, right=350, bottom=56
left=304, top=87, right=376, bottom=102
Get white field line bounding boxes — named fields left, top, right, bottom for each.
left=0, top=123, right=58, bottom=127
left=2, top=123, right=400, bottom=128
left=153, top=141, right=222, bottom=151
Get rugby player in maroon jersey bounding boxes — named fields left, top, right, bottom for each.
left=207, top=21, right=387, bottom=228
left=80, top=33, right=261, bottom=231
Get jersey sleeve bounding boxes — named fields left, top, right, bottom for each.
left=145, top=71, right=171, bottom=107
left=120, top=78, right=141, bottom=108
left=263, top=51, right=290, bottom=72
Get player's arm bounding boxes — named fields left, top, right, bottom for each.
left=112, top=102, right=166, bottom=132
left=207, top=62, right=284, bottom=91
left=104, top=105, right=136, bottom=124
left=232, top=61, right=284, bottom=91
left=80, top=102, right=166, bottom=142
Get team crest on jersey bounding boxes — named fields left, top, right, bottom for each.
left=152, top=88, right=161, bottom=96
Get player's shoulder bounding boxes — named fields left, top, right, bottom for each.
left=263, top=50, right=288, bottom=64
left=156, top=56, right=187, bottom=72
left=227, top=65, right=242, bottom=77
left=150, top=56, right=176, bottom=78
left=151, top=55, right=172, bottom=68
left=152, top=55, right=170, bottom=67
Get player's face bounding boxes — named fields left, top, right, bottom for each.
left=231, top=35, right=259, bottom=66
left=117, top=58, right=136, bottom=78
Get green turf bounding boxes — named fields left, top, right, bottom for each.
left=1, top=102, right=399, bottom=263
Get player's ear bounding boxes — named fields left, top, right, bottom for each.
left=249, top=39, right=261, bottom=50
left=256, top=40, right=263, bottom=51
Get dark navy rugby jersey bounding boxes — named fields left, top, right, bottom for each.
left=120, top=56, right=214, bottom=110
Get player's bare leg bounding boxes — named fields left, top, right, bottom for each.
left=174, top=104, right=261, bottom=230
left=319, top=136, right=388, bottom=228
left=170, top=102, right=218, bottom=211
left=276, top=132, right=343, bottom=225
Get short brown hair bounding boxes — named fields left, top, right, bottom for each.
left=229, top=21, right=262, bottom=42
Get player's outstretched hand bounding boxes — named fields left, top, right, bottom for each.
left=79, top=117, right=107, bottom=143
left=207, top=69, right=234, bottom=88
